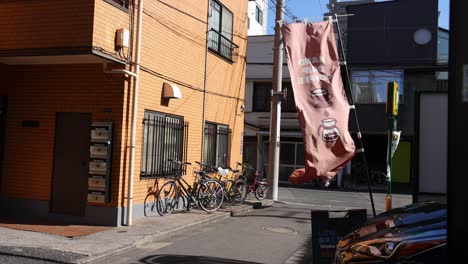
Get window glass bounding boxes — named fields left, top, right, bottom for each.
left=208, top=0, right=235, bottom=61
left=209, top=1, right=221, bottom=31
left=437, top=30, right=449, bottom=64
left=252, top=82, right=296, bottom=112
left=296, top=143, right=304, bottom=166
left=216, top=125, right=229, bottom=167
left=255, top=5, right=263, bottom=25
left=204, top=122, right=230, bottom=167
left=104, top=0, right=129, bottom=10
left=253, top=83, right=270, bottom=112
left=222, top=8, right=233, bottom=40
left=280, top=143, right=295, bottom=165
left=351, top=70, right=404, bottom=104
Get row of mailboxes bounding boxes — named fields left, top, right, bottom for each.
left=88, top=122, right=113, bottom=203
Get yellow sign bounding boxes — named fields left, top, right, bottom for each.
left=386, top=82, right=399, bottom=116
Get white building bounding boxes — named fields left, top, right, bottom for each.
left=247, top=0, right=268, bottom=36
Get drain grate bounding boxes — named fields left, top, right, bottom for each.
left=263, top=226, right=298, bottom=234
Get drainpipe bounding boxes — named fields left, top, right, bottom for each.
left=126, top=0, right=144, bottom=226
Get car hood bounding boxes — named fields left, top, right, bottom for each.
left=336, top=201, right=447, bottom=263
left=338, top=201, right=446, bottom=249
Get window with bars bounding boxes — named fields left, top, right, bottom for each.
left=208, top=0, right=238, bottom=62
left=104, top=0, right=129, bottom=11
left=141, top=111, right=188, bottom=178
left=203, top=122, right=230, bottom=168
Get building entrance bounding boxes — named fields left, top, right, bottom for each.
left=50, top=112, right=91, bottom=216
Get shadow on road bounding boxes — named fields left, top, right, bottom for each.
left=137, top=254, right=262, bottom=264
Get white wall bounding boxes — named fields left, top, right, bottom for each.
left=418, top=93, right=447, bottom=194
left=246, top=35, right=290, bottom=80
left=244, top=35, right=296, bottom=132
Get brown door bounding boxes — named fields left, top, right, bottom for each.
left=51, top=113, right=91, bottom=216
left=0, top=97, right=6, bottom=192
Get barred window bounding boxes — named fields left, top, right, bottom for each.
left=141, top=111, right=188, bottom=178
left=208, top=0, right=238, bottom=62
left=104, top=0, right=129, bottom=11
left=203, top=122, right=230, bottom=168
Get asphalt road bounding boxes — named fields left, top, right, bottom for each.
left=0, top=186, right=411, bottom=264
left=90, top=202, right=313, bottom=264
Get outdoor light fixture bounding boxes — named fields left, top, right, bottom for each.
left=413, top=28, right=432, bottom=45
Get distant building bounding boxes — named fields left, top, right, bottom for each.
left=243, top=0, right=448, bottom=192
left=247, top=0, right=268, bottom=35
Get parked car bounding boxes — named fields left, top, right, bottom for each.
left=334, top=201, right=447, bottom=264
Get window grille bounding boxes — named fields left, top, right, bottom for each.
left=141, top=111, right=188, bottom=178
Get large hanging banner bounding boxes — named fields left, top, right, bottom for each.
left=282, top=21, right=356, bottom=184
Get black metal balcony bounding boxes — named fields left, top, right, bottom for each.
left=208, top=29, right=239, bottom=62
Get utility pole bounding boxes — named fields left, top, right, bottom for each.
left=448, top=0, right=467, bottom=257
left=267, top=0, right=284, bottom=201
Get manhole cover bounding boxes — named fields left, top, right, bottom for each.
left=263, top=226, right=297, bottom=234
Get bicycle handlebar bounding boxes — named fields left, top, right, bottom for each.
left=168, top=159, right=191, bottom=165
left=194, top=161, right=217, bottom=172
left=235, top=162, right=256, bottom=171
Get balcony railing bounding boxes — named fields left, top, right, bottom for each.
left=104, top=0, right=129, bottom=11
left=208, top=29, right=239, bottom=62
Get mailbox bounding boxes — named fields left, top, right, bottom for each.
left=90, top=145, right=108, bottom=159
left=87, top=122, right=113, bottom=203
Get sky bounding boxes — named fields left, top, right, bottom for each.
left=266, top=0, right=450, bottom=34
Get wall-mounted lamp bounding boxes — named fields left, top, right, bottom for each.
left=163, top=82, right=182, bottom=99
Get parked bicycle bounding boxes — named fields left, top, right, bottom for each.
left=154, top=160, right=224, bottom=216
left=351, top=162, right=387, bottom=187
left=195, top=162, right=239, bottom=207
left=233, top=162, right=269, bottom=202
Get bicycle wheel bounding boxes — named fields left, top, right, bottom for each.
left=197, top=180, right=224, bottom=212
left=254, top=183, right=269, bottom=200
left=371, top=171, right=387, bottom=186
left=156, top=181, right=178, bottom=216
left=234, top=179, right=247, bottom=204
left=143, top=193, right=158, bottom=217
left=223, top=179, right=237, bottom=206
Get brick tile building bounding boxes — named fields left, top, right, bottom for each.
left=0, top=0, right=247, bottom=226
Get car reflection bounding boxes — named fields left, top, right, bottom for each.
left=334, top=201, right=447, bottom=264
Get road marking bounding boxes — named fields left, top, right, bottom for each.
left=137, top=243, right=172, bottom=250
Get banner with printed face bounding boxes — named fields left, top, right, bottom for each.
left=282, top=21, right=356, bottom=183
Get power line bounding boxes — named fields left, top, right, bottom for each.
left=317, top=0, right=324, bottom=15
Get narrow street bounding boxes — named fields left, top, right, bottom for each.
left=87, top=186, right=411, bottom=264
left=90, top=202, right=313, bottom=264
